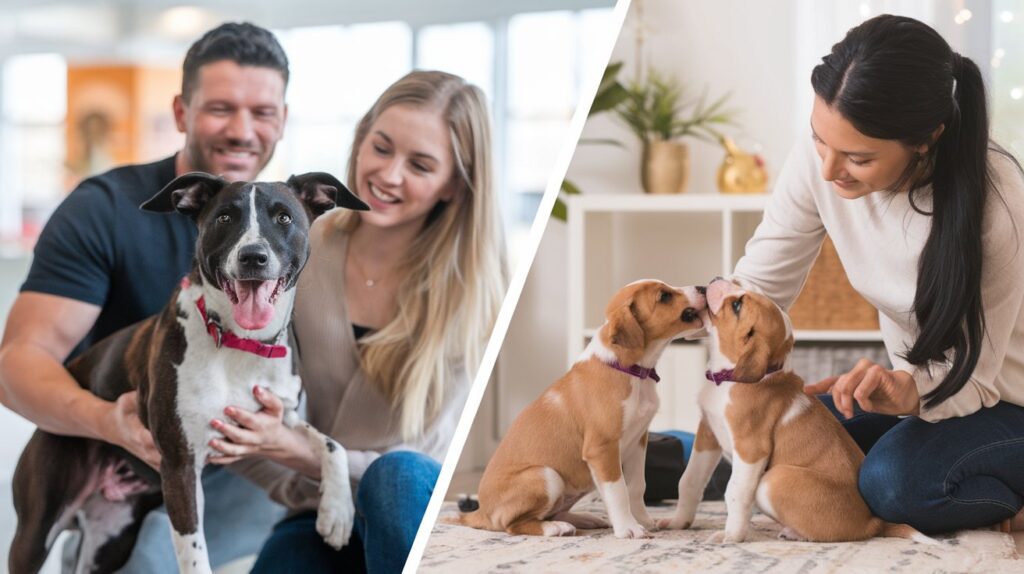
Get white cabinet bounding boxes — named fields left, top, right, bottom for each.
left=565, top=193, right=883, bottom=431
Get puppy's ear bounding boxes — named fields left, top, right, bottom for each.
left=732, top=337, right=770, bottom=383
left=287, top=172, right=369, bottom=219
left=141, top=172, right=227, bottom=219
left=607, top=301, right=645, bottom=364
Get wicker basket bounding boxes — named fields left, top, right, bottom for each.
left=788, top=236, right=879, bottom=331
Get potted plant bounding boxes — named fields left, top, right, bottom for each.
left=615, top=70, right=735, bottom=194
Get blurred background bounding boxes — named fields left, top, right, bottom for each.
left=0, top=1, right=618, bottom=571
left=454, top=0, right=1024, bottom=484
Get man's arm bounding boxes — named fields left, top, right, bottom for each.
left=0, top=292, right=161, bottom=467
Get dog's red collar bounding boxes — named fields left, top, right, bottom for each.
left=606, top=361, right=660, bottom=383
left=181, top=277, right=288, bottom=359
left=705, top=365, right=782, bottom=386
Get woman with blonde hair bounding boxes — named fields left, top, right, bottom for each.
left=209, top=70, right=508, bottom=573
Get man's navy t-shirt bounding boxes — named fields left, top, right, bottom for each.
left=21, top=155, right=196, bottom=359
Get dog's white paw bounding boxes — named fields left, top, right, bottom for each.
left=706, top=529, right=745, bottom=544
left=541, top=520, right=577, bottom=536
left=316, top=491, right=356, bottom=549
left=613, top=521, right=649, bottom=539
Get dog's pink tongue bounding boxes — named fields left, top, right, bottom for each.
left=231, top=280, right=276, bottom=330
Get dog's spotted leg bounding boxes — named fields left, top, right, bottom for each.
left=284, top=409, right=354, bottom=549
left=164, top=464, right=211, bottom=574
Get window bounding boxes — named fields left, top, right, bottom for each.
left=271, top=9, right=616, bottom=264
left=0, top=54, right=66, bottom=242
left=268, top=23, right=413, bottom=180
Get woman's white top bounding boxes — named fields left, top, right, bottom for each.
left=733, top=132, right=1024, bottom=422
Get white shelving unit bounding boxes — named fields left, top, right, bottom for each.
left=566, top=193, right=882, bottom=363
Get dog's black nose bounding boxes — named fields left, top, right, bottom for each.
left=695, top=286, right=707, bottom=295
left=238, top=244, right=269, bottom=268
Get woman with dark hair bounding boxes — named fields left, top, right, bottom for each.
left=730, top=14, right=1024, bottom=533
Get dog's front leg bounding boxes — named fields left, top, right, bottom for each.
left=661, top=419, right=722, bottom=530
left=284, top=410, right=355, bottom=549
left=622, top=432, right=656, bottom=530
left=707, top=454, right=768, bottom=544
left=162, top=460, right=211, bottom=574
left=583, top=434, right=647, bottom=539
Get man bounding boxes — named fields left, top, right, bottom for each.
left=0, top=22, right=290, bottom=571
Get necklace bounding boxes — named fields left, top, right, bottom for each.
left=348, top=248, right=379, bottom=288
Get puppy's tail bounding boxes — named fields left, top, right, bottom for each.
left=440, top=494, right=490, bottom=530
left=879, top=521, right=940, bottom=546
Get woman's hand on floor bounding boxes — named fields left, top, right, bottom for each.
left=207, top=386, right=306, bottom=466
left=804, top=359, right=920, bottom=417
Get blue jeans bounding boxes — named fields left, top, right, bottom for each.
left=818, top=394, right=1024, bottom=534
left=61, top=466, right=286, bottom=573
left=250, top=450, right=441, bottom=574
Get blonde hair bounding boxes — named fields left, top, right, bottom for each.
left=332, top=70, right=508, bottom=439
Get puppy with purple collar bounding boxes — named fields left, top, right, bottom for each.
left=450, top=280, right=707, bottom=539
left=660, top=278, right=932, bottom=544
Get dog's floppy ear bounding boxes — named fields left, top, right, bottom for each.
left=732, top=337, right=770, bottom=383
left=607, top=301, right=645, bottom=365
left=287, top=172, right=369, bottom=219
left=140, top=172, right=227, bottom=219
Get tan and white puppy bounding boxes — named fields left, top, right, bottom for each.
left=660, top=278, right=932, bottom=544
left=449, top=280, right=706, bottom=538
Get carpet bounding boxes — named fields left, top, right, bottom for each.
left=420, top=499, right=1020, bottom=573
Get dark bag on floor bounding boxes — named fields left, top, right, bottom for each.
left=643, top=432, right=687, bottom=503
left=644, top=431, right=731, bottom=503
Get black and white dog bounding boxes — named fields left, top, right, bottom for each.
left=9, top=171, right=368, bottom=574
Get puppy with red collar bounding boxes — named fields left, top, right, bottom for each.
left=450, top=280, right=706, bottom=538
left=660, top=278, right=932, bottom=544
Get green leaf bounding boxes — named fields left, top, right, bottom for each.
left=561, top=179, right=582, bottom=195
left=551, top=197, right=568, bottom=221
left=590, top=83, right=629, bottom=116
left=599, top=61, right=624, bottom=92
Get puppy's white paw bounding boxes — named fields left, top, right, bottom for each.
left=613, top=522, right=649, bottom=539
left=706, top=529, right=745, bottom=544
left=541, top=520, right=577, bottom=536
left=316, top=490, right=355, bottom=549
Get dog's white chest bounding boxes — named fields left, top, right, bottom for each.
left=174, top=309, right=299, bottom=462
left=620, top=379, right=660, bottom=451
left=699, top=383, right=736, bottom=462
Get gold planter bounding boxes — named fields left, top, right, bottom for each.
left=717, top=136, right=768, bottom=194
left=641, top=140, right=689, bottom=194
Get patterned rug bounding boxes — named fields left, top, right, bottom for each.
left=420, top=499, right=1020, bottom=573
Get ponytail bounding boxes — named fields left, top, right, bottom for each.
left=811, top=15, right=994, bottom=410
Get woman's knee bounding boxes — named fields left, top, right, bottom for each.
left=857, top=433, right=922, bottom=523
left=357, top=451, right=440, bottom=512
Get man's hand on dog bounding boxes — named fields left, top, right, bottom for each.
left=804, top=359, right=920, bottom=417
left=208, top=386, right=318, bottom=476
left=103, top=391, right=162, bottom=469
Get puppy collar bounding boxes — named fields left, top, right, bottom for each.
left=705, top=364, right=782, bottom=386
left=181, top=277, right=288, bottom=359
left=607, top=361, right=660, bottom=383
